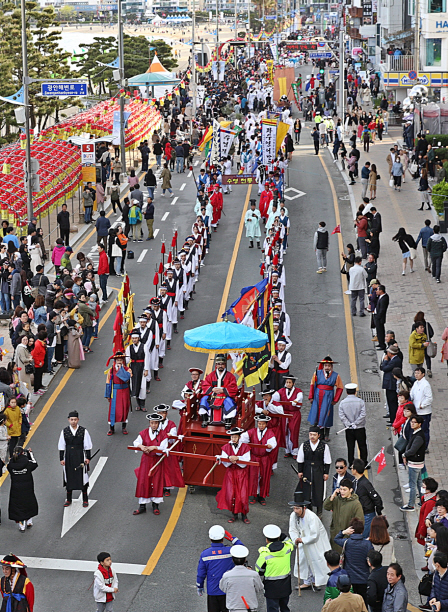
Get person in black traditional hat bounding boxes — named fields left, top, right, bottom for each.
left=58, top=411, right=93, bottom=508
left=288, top=491, right=331, bottom=590
left=105, top=351, right=132, bottom=436
left=7, top=446, right=38, bottom=533
left=216, top=427, right=251, bottom=524
left=126, top=332, right=150, bottom=412
left=0, top=554, right=34, bottom=611
left=199, top=354, right=238, bottom=427
left=268, top=337, right=291, bottom=391
left=296, top=427, right=331, bottom=518
left=308, top=356, right=344, bottom=442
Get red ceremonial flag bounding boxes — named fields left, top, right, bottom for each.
left=153, top=272, right=159, bottom=286
left=158, top=262, right=163, bottom=274
left=122, top=274, right=130, bottom=298
left=272, top=253, right=279, bottom=266
left=332, top=224, right=341, bottom=235
left=374, top=447, right=386, bottom=474
left=171, top=235, right=176, bottom=248
left=167, top=251, right=173, bottom=264
left=161, top=242, right=166, bottom=255
left=113, top=305, right=123, bottom=332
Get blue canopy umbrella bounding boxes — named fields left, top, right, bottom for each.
left=184, top=321, right=268, bottom=354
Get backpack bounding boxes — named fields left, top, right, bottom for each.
left=111, top=187, right=120, bottom=202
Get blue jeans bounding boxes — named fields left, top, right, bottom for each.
left=84, top=206, right=93, bottom=223
left=408, top=465, right=423, bottom=507
left=156, top=154, right=162, bottom=167
left=421, top=413, right=431, bottom=448
left=47, top=346, right=55, bottom=372
left=82, top=326, right=94, bottom=349
left=266, top=597, right=290, bottom=612
left=114, top=256, right=122, bottom=275
left=147, top=187, right=155, bottom=199
left=162, top=188, right=173, bottom=195
left=12, top=294, right=21, bottom=308
left=0, top=292, right=10, bottom=313
left=362, top=512, right=376, bottom=538
left=99, top=274, right=108, bottom=302
left=176, top=157, right=184, bottom=173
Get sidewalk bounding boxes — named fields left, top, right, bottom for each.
left=327, top=128, right=448, bottom=577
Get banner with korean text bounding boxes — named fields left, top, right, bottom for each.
left=219, top=128, right=236, bottom=160
left=261, top=118, right=278, bottom=168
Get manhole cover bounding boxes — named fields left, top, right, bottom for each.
left=363, top=368, right=379, bottom=375
left=358, top=391, right=381, bottom=402
left=361, top=349, right=375, bottom=356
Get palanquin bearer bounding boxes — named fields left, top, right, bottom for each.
left=240, top=414, right=277, bottom=506
left=133, top=413, right=168, bottom=516
left=58, top=410, right=93, bottom=508
left=199, top=354, right=238, bottom=428
left=126, top=331, right=150, bottom=412
left=272, top=375, right=303, bottom=459
left=307, top=356, right=343, bottom=442
left=153, top=403, right=185, bottom=497
left=105, top=350, right=132, bottom=436
left=216, top=427, right=251, bottom=525
left=0, top=554, right=35, bottom=612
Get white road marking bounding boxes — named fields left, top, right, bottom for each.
left=0, top=555, right=146, bottom=575
left=194, top=160, right=199, bottom=166
left=187, top=171, right=192, bottom=178
left=137, top=249, right=148, bottom=263
left=161, top=211, right=169, bottom=221
left=61, top=457, right=107, bottom=538
left=180, top=183, right=186, bottom=191
left=154, top=229, right=160, bottom=238
left=171, top=197, right=178, bottom=206
left=283, top=187, right=306, bottom=200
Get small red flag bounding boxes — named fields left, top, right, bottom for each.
left=161, top=241, right=166, bottom=254
left=167, top=251, right=173, bottom=264
left=332, top=224, right=341, bottom=235
left=374, top=447, right=386, bottom=474
left=158, top=262, right=163, bottom=274
left=153, top=272, right=159, bottom=286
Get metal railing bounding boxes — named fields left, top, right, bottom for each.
left=383, top=55, right=415, bottom=72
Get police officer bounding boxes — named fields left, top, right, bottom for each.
left=255, top=524, right=294, bottom=612
left=219, top=545, right=264, bottom=612
left=196, top=525, right=245, bottom=612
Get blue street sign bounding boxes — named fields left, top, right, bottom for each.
left=329, top=69, right=339, bottom=73
left=408, top=70, right=417, bottom=80
left=309, top=52, right=332, bottom=59
left=317, top=41, right=326, bottom=47
left=42, top=83, right=88, bottom=96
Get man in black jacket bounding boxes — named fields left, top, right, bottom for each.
left=380, top=345, right=402, bottom=423
left=367, top=550, right=388, bottom=612
left=401, top=415, right=426, bottom=511
left=30, top=265, right=50, bottom=297
left=352, top=459, right=383, bottom=537
left=57, top=203, right=71, bottom=246
left=374, top=285, right=389, bottom=350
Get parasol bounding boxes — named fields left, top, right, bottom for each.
left=184, top=321, right=268, bottom=354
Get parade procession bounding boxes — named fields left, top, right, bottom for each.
left=2, top=4, right=448, bottom=612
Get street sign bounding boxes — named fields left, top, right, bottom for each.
left=408, top=70, right=417, bottom=80
left=317, top=41, right=326, bottom=47
left=309, top=52, right=332, bottom=59
left=222, top=175, right=256, bottom=185
left=81, top=143, right=95, bottom=165
left=283, top=42, right=318, bottom=51
left=329, top=69, right=339, bottom=74
left=41, top=83, right=88, bottom=97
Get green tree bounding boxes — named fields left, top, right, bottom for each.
left=0, top=1, right=80, bottom=142
left=59, top=5, right=76, bottom=22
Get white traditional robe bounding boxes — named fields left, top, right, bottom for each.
left=289, top=509, right=331, bottom=586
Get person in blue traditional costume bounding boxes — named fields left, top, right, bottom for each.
left=307, top=356, right=344, bottom=443
left=105, top=350, right=132, bottom=436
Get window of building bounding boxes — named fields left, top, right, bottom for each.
left=428, top=0, right=446, bottom=11
left=426, top=38, right=442, bottom=65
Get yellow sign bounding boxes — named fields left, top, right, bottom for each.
left=383, top=72, right=447, bottom=87
left=82, top=166, right=96, bottom=185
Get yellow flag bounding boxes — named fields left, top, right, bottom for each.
left=219, top=121, right=232, bottom=128
left=278, top=77, right=287, bottom=98
left=276, top=121, right=290, bottom=153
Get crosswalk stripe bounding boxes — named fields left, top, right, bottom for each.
left=171, top=197, right=178, bottom=206
left=0, top=555, right=146, bottom=576
left=154, top=229, right=160, bottom=238
left=137, top=249, right=148, bottom=263
left=161, top=212, right=169, bottom=221
left=180, top=183, right=186, bottom=191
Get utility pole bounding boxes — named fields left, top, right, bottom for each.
left=118, top=0, right=126, bottom=173
left=216, top=0, right=219, bottom=57
left=234, top=0, right=238, bottom=69
left=20, top=0, right=34, bottom=222
left=247, top=0, right=250, bottom=59
left=192, top=0, right=197, bottom=123
left=414, top=0, right=420, bottom=76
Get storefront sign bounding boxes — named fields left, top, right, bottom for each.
left=222, top=175, right=256, bottom=185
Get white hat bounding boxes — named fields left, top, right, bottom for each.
left=209, top=525, right=225, bottom=540
left=230, top=545, right=249, bottom=558
left=345, top=383, right=358, bottom=390
left=263, top=524, right=281, bottom=539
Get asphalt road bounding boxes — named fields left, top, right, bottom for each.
left=0, top=111, right=417, bottom=611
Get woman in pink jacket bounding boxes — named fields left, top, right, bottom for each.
left=51, top=238, right=65, bottom=273
left=442, top=327, right=448, bottom=373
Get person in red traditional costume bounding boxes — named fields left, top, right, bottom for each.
left=210, top=184, right=223, bottom=231
left=255, top=390, right=285, bottom=469
left=308, top=356, right=344, bottom=442
left=259, top=183, right=273, bottom=220
left=216, top=427, right=251, bottom=524
left=132, top=413, right=168, bottom=516
left=153, top=404, right=185, bottom=497
left=199, top=354, right=238, bottom=427
left=105, top=351, right=132, bottom=436
left=0, top=554, right=34, bottom=612
left=272, top=375, right=303, bottom=459
left=240, top=414, right=277, bottom=506
left=181, top=367, right=203, bottom=400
